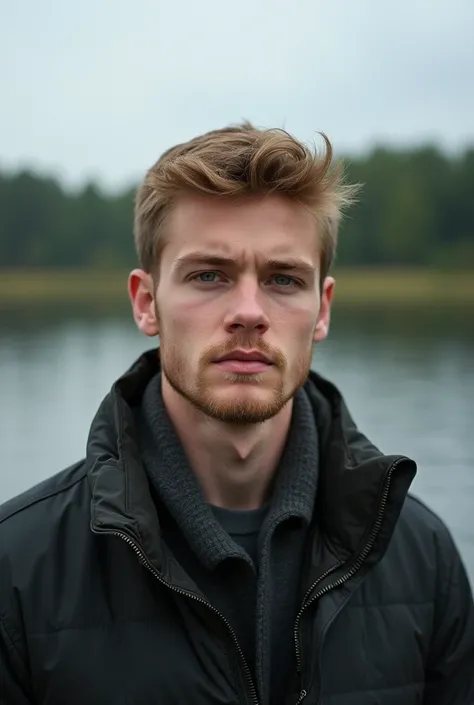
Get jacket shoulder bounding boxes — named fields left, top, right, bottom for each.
left=401, top=493, right=455, bottom=544
left=0, top=460, right=92, bottom=622
left=0, top=460, right=88, bottom=530
left=395, top=493, right=468, bottom=581
left=0, top=461, right=92, bottom=670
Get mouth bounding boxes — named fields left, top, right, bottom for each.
left=213, top=349, right=274, bottom=375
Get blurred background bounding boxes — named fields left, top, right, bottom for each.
left=0, top=0, right=473, bottom=584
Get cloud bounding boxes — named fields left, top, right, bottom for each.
left=1, top=0, right=473, bottom=190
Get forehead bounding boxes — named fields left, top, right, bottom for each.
left=162, top=193, right=320, bottom=263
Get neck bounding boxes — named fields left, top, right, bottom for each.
left=161, top=377, right=293, bottom=511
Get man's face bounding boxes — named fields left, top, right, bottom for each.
left=145, top=194, right=333, bottom=424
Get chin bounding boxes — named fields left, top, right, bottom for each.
left=198, top=385, right=288, bottom=424
left=205, top=401, right=285, bottom=425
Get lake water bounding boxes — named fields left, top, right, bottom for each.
left=0, top=302, right=473, bottom=586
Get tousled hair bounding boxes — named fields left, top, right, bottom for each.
left=134, top=121, right=360, bottom=282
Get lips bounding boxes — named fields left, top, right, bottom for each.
left=214, top=350, right=273, bottom=364
left=213, top=350, right=274, bottom=375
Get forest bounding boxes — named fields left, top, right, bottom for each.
left=1, top=144, right=473, bottom=270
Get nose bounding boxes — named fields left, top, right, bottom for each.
left=223, top=279, right=270, bottom=335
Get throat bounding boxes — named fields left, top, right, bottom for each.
left=167, top=397, right=294, bottom=510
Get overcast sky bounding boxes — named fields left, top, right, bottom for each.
left=1, top=0, right=473, bottom=191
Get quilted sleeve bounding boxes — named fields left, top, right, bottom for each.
left=0, top=614, right=34, bottom=704
left=423, top=523, right=474, bottom=704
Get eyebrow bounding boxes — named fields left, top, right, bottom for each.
left=173, top=253, right=316, bottom=275
left=266, top=258, right=316, bottom=275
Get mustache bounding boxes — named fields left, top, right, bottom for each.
left=201, top=336, right=287, bottom=369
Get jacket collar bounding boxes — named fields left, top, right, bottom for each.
left=87, top=349, right=416, bottom=574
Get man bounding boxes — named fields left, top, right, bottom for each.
left=0, top=122, right=473, bottom=705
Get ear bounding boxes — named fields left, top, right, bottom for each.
left=313, top=276, right=335, bottom=343
left=128, top=269, right=159, bottom=337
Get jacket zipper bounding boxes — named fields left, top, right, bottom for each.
left=96, top=528, right=259, bottom=705
left=95, top=456, right=403, bottom=705
left=293, top=458, right=403, bottom=701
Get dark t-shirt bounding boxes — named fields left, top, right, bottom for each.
left=211, top=504, right=269, bottom=566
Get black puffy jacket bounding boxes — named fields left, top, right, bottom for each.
left=1, top=350, right=473, bottom=705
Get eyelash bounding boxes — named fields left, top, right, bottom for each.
left=190, top=271, right=303, bottom=289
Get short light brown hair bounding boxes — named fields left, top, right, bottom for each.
left=134, top=121, right=359, bottom=283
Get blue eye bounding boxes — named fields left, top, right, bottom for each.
left=272, top=274, right=297, bottom=287
left=196, top=271, right=220, bottom=283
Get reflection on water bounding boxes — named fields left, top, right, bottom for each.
left=0, top=301, right=473, bottom=584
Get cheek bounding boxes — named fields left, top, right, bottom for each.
left=160, top=311, right=208, bottom=367
left=157, top=300, right=192, bottom=339
left=168, top=299, right=221, bottom=344
left=281, top=305, right=319, bottom=343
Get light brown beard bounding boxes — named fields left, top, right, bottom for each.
left=158, top=330, right=313, bottom=425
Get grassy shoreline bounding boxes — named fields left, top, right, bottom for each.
left=0, top=268, right=473, bottom=306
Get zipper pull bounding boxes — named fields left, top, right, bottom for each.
left=296, top=689, right=307, bottom=704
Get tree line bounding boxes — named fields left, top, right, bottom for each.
left=0, top=144, right=473, bottom=270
